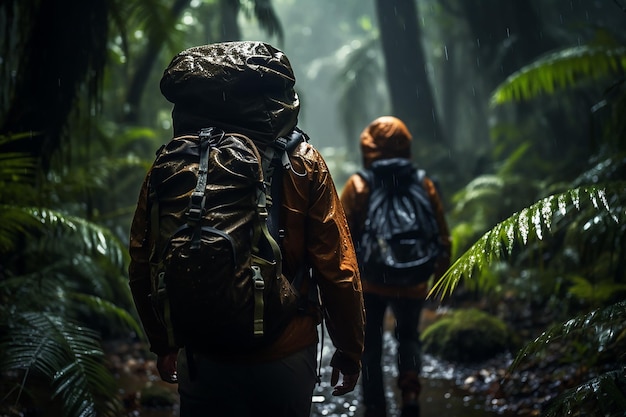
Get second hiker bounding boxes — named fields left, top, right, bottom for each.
left=340, top=116, right=451, bottom=417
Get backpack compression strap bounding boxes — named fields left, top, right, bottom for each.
left=148, top=128, right=216, bottom=350
left=187, top=128, right=214, bottom=249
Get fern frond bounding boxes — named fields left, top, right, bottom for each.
left=542, top=368, right=626, bottom=417
left=430, top=183, right=626, bottom=299
left=0, top=134, right=37, bottom=206
left=0, top=312, right=121, bottom=417
left=0, top=205, right=42, bottom=252
left=25, top=207, right=127, bottom=268
left=491, top=45, right=626, bottom=105
left=0, top=152, right=36, bottom=183
left=451, top=174, right=504, bottom=209
left=70, top=293, right=143, bottom=336
left=510, top=300, right=626, bottom=370
left=0, top=257, right=137, bottom=337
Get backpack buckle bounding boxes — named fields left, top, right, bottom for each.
left=274, top=137, right=288, bottom=151
left=187, top=191, right=206, bottom=223
left=252, top=266, right=265, bottom=290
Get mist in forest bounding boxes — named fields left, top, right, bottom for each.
left=242, top=0, right=624, bottom=189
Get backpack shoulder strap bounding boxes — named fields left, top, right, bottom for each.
left=356, top=168, right=374, bottom=188
left=262, top=128, right=307, bottom=238
left=262, top=129, right=316, bottom=311
left=416, top=168, right=426, bottom=183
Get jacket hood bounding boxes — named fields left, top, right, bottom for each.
left=360, top=116, right=412, bottom=168
left=160, top=41, right=300, bottom=144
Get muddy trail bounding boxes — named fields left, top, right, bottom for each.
left=110, top=305, right=527, bottom=417
left=112, top=334, right=515, bottom=417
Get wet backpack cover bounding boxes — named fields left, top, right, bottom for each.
left=357, top=158, right=441, bottom=286
left=148, top=127, right=302, bottom=353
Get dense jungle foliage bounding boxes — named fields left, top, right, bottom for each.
left=1, top=0, right=625, bottom=416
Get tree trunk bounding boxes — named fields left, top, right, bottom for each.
left=458, top=0, right=557, bottom=87
left=374, top=0, right=445, bottom=145
left=0, top=0, right=108, bottom=165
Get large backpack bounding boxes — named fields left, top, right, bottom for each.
left=357, top=158, right=441, bottom=286
left=147, top=126, right=305, bottom=354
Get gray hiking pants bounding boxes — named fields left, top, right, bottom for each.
left=177, top=344, right=317, bottom=417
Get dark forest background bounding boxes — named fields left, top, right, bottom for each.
left=1, top=1, right=625, bottom=416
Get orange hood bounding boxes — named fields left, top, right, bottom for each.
left=360, top=116, right=412, bottom=168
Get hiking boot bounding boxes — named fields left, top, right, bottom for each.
left=363, top=405, right=387, bottom=417
left=400, top=402, right=420, bottom=417
left=400, top=385, right=421, bottom=417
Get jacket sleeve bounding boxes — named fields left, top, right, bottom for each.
left=128, top=172, right=177, bottom=356
left=423, top=177, right=452, bottom=278
left=339, top=174, right=370, bottom=245
left=295, top=148, right=365, bottom=375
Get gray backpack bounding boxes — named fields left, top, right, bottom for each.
left=357, top=158, right=441, bottom=286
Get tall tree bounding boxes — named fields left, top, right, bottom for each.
left=374, top=0, right=445, bottom=144
left=453, top=0, right=558, bottom=88
left=0, top=0, right=109, bottom=166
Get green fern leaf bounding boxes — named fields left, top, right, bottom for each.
left=491, top=46, right=626, bottom=105
left=25, top=207, right=127, bottom=268
left=70, top=293, right=143, bottom=336
left=430, top=183, right=626, bottom=299
left=511, top=300, right=626, bottom=370
left=0, top=312, right=121, bottom=417
left=542, top=368, right=626, bottom=417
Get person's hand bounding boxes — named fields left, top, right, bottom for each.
left=330, top=367, right=359, bottom=396
left=156, top=351, right=179, bottom=384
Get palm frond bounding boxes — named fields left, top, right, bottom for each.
left=0, top=312, right=121, bottom=417
left=116, top=0, right=184, bottom=52
left=430, top=183, right=626, bottom=299
left=333, top=35, right=386, bottom=143
left=251, top=0, right=284, bottom=43
left=237, top=0, right=284, bottom=43
left=491, top=45, right=626, bottom=105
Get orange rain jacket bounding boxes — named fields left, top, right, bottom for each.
left=340, top=116, right=451, bottom=299
left=128, top=41, right=365, bottom=375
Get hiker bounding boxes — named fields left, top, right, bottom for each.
left=339, top=116, right=451, bottom=417
left=128, top=41, right=365, bottom=417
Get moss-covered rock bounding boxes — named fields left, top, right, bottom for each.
left=421, top=308, right=509, bottom=363
left=139, top=383, right=177, bottom=408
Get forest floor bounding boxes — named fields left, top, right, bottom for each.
left=106, top=299, right=610, bottom=417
